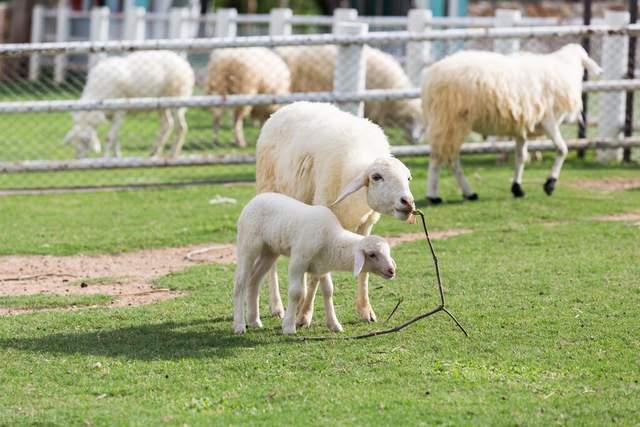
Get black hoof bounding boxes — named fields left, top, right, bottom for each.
left=427, top=197, right=443, bottom=205
left=511, top=182, right=526, bottom=198
left=464, top=193, right=479, bottom=201
left=543, top=178, right=557, bottom=196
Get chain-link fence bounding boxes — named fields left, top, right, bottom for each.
left=1, top=6, right=639, bottom=190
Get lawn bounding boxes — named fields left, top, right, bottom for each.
left=0, top=155, right=639, bottom=425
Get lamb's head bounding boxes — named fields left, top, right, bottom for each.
left=561, top=43, right=603, bottom=77
left=64, top=111, right=106, bottom=158
left=352, top=235, right=396, bottom=279
left=331, top=157, right=415, bottom=222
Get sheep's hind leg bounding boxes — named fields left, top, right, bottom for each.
left=511, top=138, right=527, bottom=198
left=542, top=117, right=568, bottom=196
left=169, top=108, right=188, bottom=158
left=233, top=106, right=251, bottom=148
left=150, top=109, right=174, bottom=158
left=266, top=265, right=285, bottom=318
left=233, top=252, right=257, bottom=334
left=319, top=274, right=343, bottom=332
left=106, top=111, right=125, bottom=158
left=246, top=251, right=278, bottom=329
left=296, top=274, right=319, bottom=328
left=427, top=160, right=443, bottom=205
left=452, top=158, right=478, bottom=201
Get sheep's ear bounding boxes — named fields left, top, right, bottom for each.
left=330, top=172, right=369, bottom=207
left=582, top=55, right=602, bottom=77
left=353, top=249, right=365, bottom=277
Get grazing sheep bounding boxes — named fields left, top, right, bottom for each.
left=256, top=102, right=415, bottom=326
left=64, top=50, right=195, bottom=158
left=205, top=47, right=291, bottom=148
left=234, top=192, right=396, bottom=335
left=421, top=43, right=602, bottom=203
left=277, top=45, right=424, bottom=142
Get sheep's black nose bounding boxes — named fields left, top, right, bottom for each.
left=387, top=268, right=395, bottom=276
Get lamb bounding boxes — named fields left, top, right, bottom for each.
left=256, top=102, right=415, bottom=327
left=277, top=45, right=424, bottom=142
left=233, top=192, right=397, bottom=335
left=421, top=43, right=602, bottom=203
left=205, top=47, right=291, bottom=147
left=64, top=50, right=195, bottom=158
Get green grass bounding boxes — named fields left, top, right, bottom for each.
left=0, top=157, right=639, bottom=425
left=0, top=294, right=114, bottom=310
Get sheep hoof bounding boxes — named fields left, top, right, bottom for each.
left=511, top=182, right=526, bottom=198
left=248, top=319, right=263, bottom=329
left=464, top=193, right=479, bottom=201
left=270, top=305, right=285, bottom=319
left=357, top=305, right=377, bottom=322
left=427, top=197, right=443, bottom=205
left=327, top=321, right=343, bottom=333
left=296, top=313, right=313, bottom=328
left=233, top=323, right=247, bottom=335
left=282, top=323, right=297, bottom=335
left=543, top=178, right=557, bottom=196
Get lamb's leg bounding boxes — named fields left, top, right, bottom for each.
left=233, top=252, right=257, bottom=334
left=233, top=106, right=251, bottom=148
left=355, top=217, right=378, bottom=322
left=427, top=159, right=443, bottom=205
left=282, top=261, right=307, bottom=334
left=169, top=108, right=188, bottom=158
left=296, top=274, right=319, bottom=328
left=266, top=265, right=285, bottom=318
left=452, top=158, right=478, bottom=201
left=246, top=251, right=278, bottom=329
left=106, top=112, right=125, bottom=158
left=511, top=138, right=527, bottom=198
left=319, top=274, right=343, bottom=332
left=150, top=109, right=174, bottom=158
left=542, top=117, right=568, bottom=196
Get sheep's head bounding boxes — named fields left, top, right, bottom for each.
left=64, top=111, right=106, bottom=158
left=331, top=157, right=415, bottom=222
left=353, top=235, right=396, bottom=279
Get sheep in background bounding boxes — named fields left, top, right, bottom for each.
left=64, top=50, right=194, bottom=159
left=256, top=102, right=415, bottom=326
left=206, top=47, right=290, bottom=148
left=421, top=43, right=602, bottom=203
left=234, top=192, right=397, bottom=335
left=277, top=45, right=424, bottom=142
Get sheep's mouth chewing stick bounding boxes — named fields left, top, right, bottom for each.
left=299, top=210, right=468, bottom=341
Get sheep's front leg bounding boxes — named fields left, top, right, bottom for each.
left=452, top=158, right=478, bottom=201
left=211, top=107, right=222, bottom=146
left=233, top=252, right=257, bottom=334
left=511, top=138, right=527, bottom=198
left=296, top=274, right=319, bottom=328
left=106, top=111, right=125, bottom=158
left=542, top=117, right=568, bottom=196
left=233, top=106, right=251, bottom=148
left=150, top=109, right=174, bottom=158
left=283, top=261, right=307, bottom=334
left=355, top=216, right=378, bottom=322
left=427, top=159, right=443, bottom=205
left=319, top=274, right=343, bottom=332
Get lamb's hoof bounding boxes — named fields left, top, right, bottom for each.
left=270, top=304, right=285, bottom=319
left=296, top=312, right=313, bottom=328
left=248, top=318, right=263, bottom=329
left=327, top=321, right=344, bottom=333
left=282, top=323, right=297, bottom=335
left=543, top=178, right=557, bottom=196
left=233, top=323, right=247, bottom=335
left=427, top=197, right=443, bottom=205
left=463, top=193, right=479, bottom=201
left=357, top=305, right=377, bottom=323
left=511, top=182, right=526, bottom=198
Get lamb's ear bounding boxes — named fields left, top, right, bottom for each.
left=353, top=249, right=365, bottom=277
left=582, top=54, right=602, bottom=77
left=330, top=171, right=369, bottom=207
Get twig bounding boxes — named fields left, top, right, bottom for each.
left=384, top=297, right=404, bottom=324
left=185, top=246, right=224, bottom=262
left=297, top=209, right=468, bottom=341
left=0, top=273, right=77, bottom=282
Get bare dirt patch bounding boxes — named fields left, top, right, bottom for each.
left=569, top=177, right=640, bottom=192
left=386, top=229, right=473, bottom=247
left=593, top=211, right=640, bottom=223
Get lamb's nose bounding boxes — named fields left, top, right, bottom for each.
left=400, top=196, right=414, bottom=208
left=387, top=268, right=395, bottom=277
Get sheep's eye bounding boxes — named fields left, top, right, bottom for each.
left=368, top=253, right=377, bottom=259
left=372, top=174, right=383, bottom=182
left=408, top=176, right=412, bottom=181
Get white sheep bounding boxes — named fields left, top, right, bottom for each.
left=277, top=45, right=424, bottom=142
left=205, top=47, right=291, bottom=148
left=233, top=192, right=396, bottom=335
left=421, top=43, right=602, bottom=203
left=64, top=50, right=195, bottom=159
left=256, top=102, right=415, bottom=327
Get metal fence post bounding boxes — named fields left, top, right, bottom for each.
left=597, top=10, right=629, bottom=164
left=332, top=8, right=358, bottom=33
left=89, top=7, right=110, bottom=69
left=215, top=8, right=238, bottom=38
left=334, top=22, right=368, bottom=117
left=124, top=6, right=146, bottom=41
left=406, top=8, right=432, bottom=87
left=493, top=9, right=521, bottom=54
left=269, top=8, right=292, bottom=36
left=28, top=5, right=44, bottom=81
left=54, top=3, right=69, bottom=84
left=623, top=0, right=638, bottom=162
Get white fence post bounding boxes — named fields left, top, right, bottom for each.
left=215, top=8, right=238, bottom=38
left=597, top=10, right=630, bottom=163
left=332, top=8, right=358, bottom=32
left=406, top=8, right=432, bottom=87
left=169, top=7, right=191, bottom=57
left=269, top=8, right=292, bottom=36
left=89, top=7, right=110, bottom=69
left=334, top=22, right=368, bottom=117
left=54, top=4, right=69, bottom=84
left=124, top=6, right=146, bottom=40
left=493, top=9, right=521, bottom=54
left=28, top=5, right=44, bottom=81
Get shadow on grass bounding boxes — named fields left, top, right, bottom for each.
left=0, top=317, right=277, bottom=360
